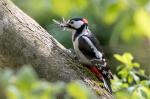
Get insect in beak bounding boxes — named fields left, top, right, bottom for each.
left=52, top=17, right=69, bottom=31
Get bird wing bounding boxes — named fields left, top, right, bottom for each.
left=78, top=34, right=103, bottom=60
left=78, top=34, right=113, bottom=79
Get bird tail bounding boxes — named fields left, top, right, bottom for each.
left=87, top=66, right=112, bottom=94
left=102, top=75, right=112, bottom=93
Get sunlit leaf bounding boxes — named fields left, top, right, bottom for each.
left=134, top=9, right=150, bottom=39
left=122, top=26, right=133, bottom=42
left=118, top=68, right=129, bottom=79
left=51, top=0, right=88, bottom=16
left=115, top=90, right=131, bottom=99
left=135, top=0, right=149, bottom=6
left=114, top=54, right=125, bottom=63
left=123, top=53, right=133, bottom=65
left=104, top=3, right=120, bottom=24
left=128, top=74, right=133, bottom=84
left=132, top=62, right=140, bottom=68
left=114, top=52, right=149, bottom=99
left=67, top=82, right=88, bottom=99
left=104, top=0, right=128, bottom=24
left=139, top=69, right=145, bottom=75
left=114, top=53, right=133, bottom=65
left=15, top=66, right=37, bottom=92
left=141, top=80, right=150, bottom=86
left=6, top=85, right=22, bottom=99
left=132, top=88, right=142, bottom=99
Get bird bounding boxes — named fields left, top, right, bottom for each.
left=62, top=17, right=113, bottom=93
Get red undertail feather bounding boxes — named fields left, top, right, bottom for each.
left=87, top=66, right=112, bottom=93
left=87, top=66, right=103, bottom=80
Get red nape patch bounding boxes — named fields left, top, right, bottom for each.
left=82, top=18, right=88, bottom=24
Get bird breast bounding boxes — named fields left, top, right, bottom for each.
left=72, top=35, right=92, bottom=65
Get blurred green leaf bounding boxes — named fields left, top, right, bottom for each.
left=67, top=82, right=89, bottom=99
left=118, top=68, right=129, bottom=79
left=114, top=54, right=124, bottom=63
left=15, top=66, right=37, bottom=92
left=0, top=66, right=96, bottom=99
left=6, top=85, right=22, bottom=99
left=51, top=0, right=88, bottom=16
left=132, top=62, right=140, bottom=68
left=135, top=0, right=149, bottom=6
left=113, top=53, right=150, bottom=99
left=134, top=9, right=150, bottom=39
left=0, top=69, right=13, bottom=87
left=128, top=74, right=133, bottom=84
left=114, top=52, right=133, bottom=65
left=104, top=0, right=128, bottom=24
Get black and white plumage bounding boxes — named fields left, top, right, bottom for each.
left=63, top=18, right=113, bottom=93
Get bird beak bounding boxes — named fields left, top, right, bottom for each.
left=63, top=23, right=69, bottom=28
left=63, top=20, right=76, bottom=29
left=63, top=20, right=70, bottom=28
left=62, top=23, right=72, bottom=29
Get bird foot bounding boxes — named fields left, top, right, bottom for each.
left=66, top=49, right=79, bottom=61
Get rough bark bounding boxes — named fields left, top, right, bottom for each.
left=0, top=0, right=113, bottom=98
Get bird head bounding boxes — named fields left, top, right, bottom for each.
left=65, top=18, right=88, bottom=30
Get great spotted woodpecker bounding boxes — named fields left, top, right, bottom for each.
left=56, top=18, right=113, bottom=93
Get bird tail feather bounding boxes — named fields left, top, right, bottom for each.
left=102, top=76, right=112, bottom=93
left=86, top=66, right=112, bottom=93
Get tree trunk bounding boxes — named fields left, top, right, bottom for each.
left=0, top=0, right=113, bottom=98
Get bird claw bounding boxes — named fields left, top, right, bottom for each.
left=90, top=59, right=105, bottom=67
left=90, top=59, right=101, bottom=64
left=66, top=49, right=79, bottom=61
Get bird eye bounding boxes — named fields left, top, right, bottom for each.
left=70, top=21, right=74, bottom=24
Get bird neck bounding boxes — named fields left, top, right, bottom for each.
left=72, top=24, right=88, bottom=41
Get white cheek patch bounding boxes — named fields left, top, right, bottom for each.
left=72, top=21, right=84, bottom=29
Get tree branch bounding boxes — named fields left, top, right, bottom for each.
left=0, top=0, right=113, bottom=98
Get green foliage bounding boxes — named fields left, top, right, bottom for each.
left=13, top=0, right=150, bottom=43
left=51, top=0, right=88, bottom=16
left=13, top=0, right=150, bottom=75
left=0, top=53, right=149, bottom=99
left=112, top=53, right=150, bottom=99
left=0, top=66, right=96, bottom=99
